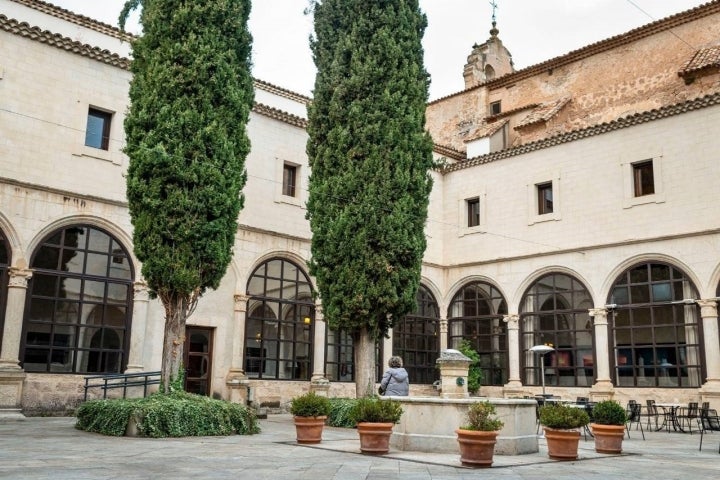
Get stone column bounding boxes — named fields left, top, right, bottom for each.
left=502, top=314, right=524, bottom=397
left=698, top=300, right=720, bottom=408
left=125, top=281, right=149, bottom=373
left=0, top=267, right=31, bottom=414
left=310, top=305, right=329, bottom=395
left=226, top=294, right=249, bottom=403
left=439, top=315, right=448, bottom=351
left=589, top=308, right=614, bottom=401
left=0, top=268, right=32, bottom=370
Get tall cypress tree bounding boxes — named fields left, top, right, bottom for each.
left=307, top=0, right=434, bottom=396
left=120, top=0, right=254, bottom=392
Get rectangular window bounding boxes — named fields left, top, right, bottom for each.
left=84, top=108, right=112, bottom=150
left=467, top=197, right=480, bottom=227
left=633, top=160, right=655, bottom=197
left=490, top=101, right=501, bottom=115
left=282, top=164, right=297, bottom=197
left=537, top=183, right=553, bottom=215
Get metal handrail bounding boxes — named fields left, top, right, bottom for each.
left=83, top=371, right=161, bottom=401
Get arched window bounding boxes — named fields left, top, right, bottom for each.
left=393, top=285, right=440, bottom=384
left=244, top=258, right=314, bottom=380
left=520, top=273, right=593, bottom=387
left=0, top=229, right=9, bottom=347
left=608, top=262, right=702, bottom=387
left=325, top=327, right=354, bottom=382
left=448, top=281, right=508, bottom=386
left=20, top=225, right=133, bottom=373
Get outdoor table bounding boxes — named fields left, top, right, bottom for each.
left=655, top=403, right=685, bottom=432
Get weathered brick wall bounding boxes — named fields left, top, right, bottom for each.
left=427, top=8, right=720, bottom=155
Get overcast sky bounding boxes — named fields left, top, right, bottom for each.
left=47, top=0, right=706, bottom=100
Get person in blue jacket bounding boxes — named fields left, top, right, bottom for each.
left=379, top=356, right=409, bottom=396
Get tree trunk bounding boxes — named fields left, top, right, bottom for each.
left=355, top=325, right=377, bottom=398
left=159, top=292, right=191, bottom=393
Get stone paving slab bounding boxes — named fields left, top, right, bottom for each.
left=1, top=414, right=720, bottom=479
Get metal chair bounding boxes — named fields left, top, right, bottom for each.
left=699, top=408, right=720, bottom=453
left=625, top=402, right=645, bottom=440
left=678, top=402, right=699, bottom=434
left=644, top=399, right=660, bottom=430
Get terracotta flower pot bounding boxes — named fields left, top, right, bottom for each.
left=357, top=422, right=394, bottom=454
left=543, top=427, right=581, bottom=460
left=455, top=429, right=499, bottom=467
left=590, top=423, right=625, bottom=453
left=293, top=415, right=327, bottom=444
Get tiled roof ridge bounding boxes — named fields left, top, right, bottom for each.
left=443, top=91, right=720, bottom=173
left=254, top=79, right=312, bottom=105
left=253, top=103, right=308, bottom=129
left=429, top=1, right=720, bottom=105
left=0, top=13, right=130, bottom=68
left=515, top=97, right=572, bottom=129
left=464, top=118, right=509, bottom=142
left=2, top=14, right=312, bottom=130
left=433, top=144, right=465, bottom=161
left=9, top=0, right=134, bottom=41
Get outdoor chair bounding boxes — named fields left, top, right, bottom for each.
left=625, top=402, right=645, bottom=440
left=698, top=409, right=720, bottom=453
left=644, top=399, right=660, bottom=430
left=677, top=402, right=699, bottom=434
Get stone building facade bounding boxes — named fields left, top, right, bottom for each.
left=1, top=0, right=719, bottom=415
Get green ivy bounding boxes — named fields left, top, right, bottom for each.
left=327, top=398, right=358, bottom=428
left=458, top=339, right=483, bottom=395
left=75, top=391, right=260, bottom=437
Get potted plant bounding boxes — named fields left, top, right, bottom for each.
left=539, top=403, right=590, bottom=460
left=349, top=396, right=403, bottom=454
left=590, top=400, right=628, bottom=453
left=290, top=391, right=332, bottom=444
left=456, top=401, right=504, bottom=467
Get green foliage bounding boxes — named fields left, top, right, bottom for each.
left=461, top=401, right=504, bottom=431
left=306, top=0, right=434, bottom=341
left=327, top=398, right=358, bottom=428
left=75, top=391, right=260, bottom=438
left=121, top=0, right=254, bottom=388
left=349, top=396, right=403, bottom=424
left=290, top=392, right=332, bottom=417
left=539, top=403, right=590, bottom=429
left=591, top=400, right=627, bottom=425
left=457, top=340, right=483, bottom=395
left=123, top=0, right=253, bottom=299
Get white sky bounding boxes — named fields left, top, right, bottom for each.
left=46, top=0, right=707, bottom=100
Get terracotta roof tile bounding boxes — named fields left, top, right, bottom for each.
left=464, top=119, right=509, bottom=142
left=443, top=92, right=720, bottom=173
left=515, top=97, right=571, bottom=129
left=429, top=1, right=720, bottom=104
left=433, top=144, right=465, bottom=161
left=679, top=44, right=720, bottom=76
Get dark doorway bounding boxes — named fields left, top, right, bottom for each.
left=184, top=326, right=213, bottom=395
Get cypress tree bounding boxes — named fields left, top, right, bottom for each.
left=120, top=0, right=254, bottom=392
left=307, top=0, right=434, bottom=396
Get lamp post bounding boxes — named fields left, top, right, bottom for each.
left=530, top=344, right=555, bottom=398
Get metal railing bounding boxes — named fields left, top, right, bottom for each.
left=83, top=371, right=161, bottom=401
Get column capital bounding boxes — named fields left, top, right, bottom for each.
left=588, top=308, right=608, bottom=325
left=7, top=267, right=32, bottom=288
left=697, top=299, right=718, bottom=318
left=133, top=281, right=150, bottom=301
left=234, top=293, right=249, bottom=312
left=503, top=314, right=519, bottom=329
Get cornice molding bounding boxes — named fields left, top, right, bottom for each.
left=443, top=91, right=720, bottom=174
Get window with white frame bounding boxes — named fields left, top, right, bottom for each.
left=622, top=156, right=664, bottom=208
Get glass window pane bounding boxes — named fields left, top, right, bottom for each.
left=630, top=285, right=650, bottom=304
left=85, top=253, right=109, bottom=277
left=652, top=283, right=672, bottom=302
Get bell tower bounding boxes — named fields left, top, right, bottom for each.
left=463, top=2, right=514, bottom=88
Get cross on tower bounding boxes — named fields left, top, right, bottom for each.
left=489, top=0, right=498, bottom=24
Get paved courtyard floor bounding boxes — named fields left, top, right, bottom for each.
left=1, top=414, right=719, bottom=479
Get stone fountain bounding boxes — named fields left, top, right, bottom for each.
left=388, top=349, right=538, bottom=454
